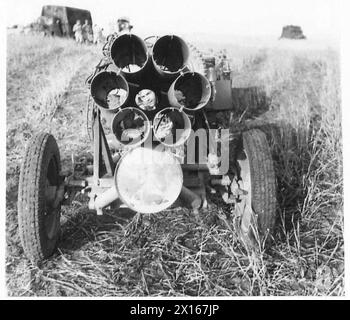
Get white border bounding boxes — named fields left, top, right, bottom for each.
left=1, top=0, right=348, bottom=300
left=340, top=0, right=349, bottom=299
left=0, top=1, right=8, bottom=299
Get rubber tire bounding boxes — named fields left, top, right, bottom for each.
left=18, top=133, right=61, bottom=264
left=240, top=129, right=277, bottom=242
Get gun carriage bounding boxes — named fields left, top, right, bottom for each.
left=18, top=33, right=277, bottom=263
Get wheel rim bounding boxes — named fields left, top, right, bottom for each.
left=44, top=158, right=60, bottom=240
left=235, top=148, right=254, bottom=235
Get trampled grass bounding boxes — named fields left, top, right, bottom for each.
left=6, top=33, right=343, bottom=296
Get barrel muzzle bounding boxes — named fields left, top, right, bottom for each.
left=90, top=71, right=129, bottom=112
left=153, top=108, right=191, bottom=147
left=110, top=34, right=149, bottom=80
left=111, top=107, right=151, bottom=147
left=168, top=72, right=211, bottom=111
left=152, top=35, right=189, bottom=79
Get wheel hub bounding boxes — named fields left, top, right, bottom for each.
left=44, top=178, right=60, bottom=240
left=235, top=149, right=254, bottom=235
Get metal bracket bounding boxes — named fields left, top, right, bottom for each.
left=92, top=107, right=116, bottom=185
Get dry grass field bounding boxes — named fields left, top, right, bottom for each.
left=6, top=33, right=343, bottom=296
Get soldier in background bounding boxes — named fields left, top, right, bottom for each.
left=215, top=54, right=223, bottom=80
left=82, top=19, right=93, bottom=43
left=221, top=54, right=232, bottom=80
left=93, top=24, right=104, bottom=44
left=105, top=16, right=133, bottom=42
left=117, top=16, right=133, bottom=35
left=103, top=17, right=133, bottom=54
left=72, top=20, right=83, bottom=43
left=52, top=19, right=62, bottom=37
left=47, top=17, right=56, bottom=36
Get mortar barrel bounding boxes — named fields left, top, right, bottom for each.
left=168, top=71, right=211, bottom=111
left=111, top=107, right=151, bottom=147
left=152, top=35, right=189, bottom=80
left=110, top=33, right=149, bottom=81
left=153, top=107, right=191, bottom=147
left=90, top=71, right=129, bottom=113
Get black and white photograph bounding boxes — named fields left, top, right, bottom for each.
left=1, top=0, right=347, bottom=299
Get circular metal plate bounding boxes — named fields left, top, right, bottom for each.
left=115, top=147, right=183, bottom=214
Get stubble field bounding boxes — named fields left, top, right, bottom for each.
left=6, top=33, right=343, bottom=296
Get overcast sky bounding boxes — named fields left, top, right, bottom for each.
left=4, top=0, right=341, bottom=39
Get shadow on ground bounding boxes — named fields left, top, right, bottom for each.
left=59, top=202, right=137, bottom=252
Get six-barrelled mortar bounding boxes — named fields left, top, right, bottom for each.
left=17, top=32, right=277, bottom=263
left=87, top=33, right=214, bottom=215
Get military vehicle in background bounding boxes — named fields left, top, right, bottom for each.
left=280, top=25, right=306, bottom=40
left=37, top=5, right=92, bottom=37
